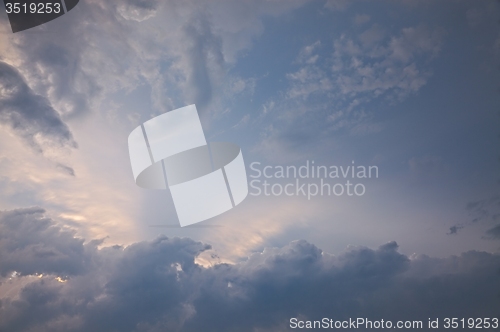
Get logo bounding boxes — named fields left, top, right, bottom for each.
left=248, top=161, right=378, bottom=199
left=128, top=105, right=249, bottom=227
left=3, top=0, right=80, bottom=33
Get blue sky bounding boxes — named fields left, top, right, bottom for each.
left=0, top=0, right=499, bottom=331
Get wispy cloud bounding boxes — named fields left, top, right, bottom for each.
left=254, top=23, right=445, bottom=161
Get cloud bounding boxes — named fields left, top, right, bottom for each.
left=447, top=225, right=463, bottom=235
left=55, top=163, right=76, bottom=177
left=180, top=16, right=225, bottom=109
left=349, top=121, right=383, bottom=136
left=353, top=14, right=370, bottom=25
left=358, top=24, right=385, bottom=47
left=296, top=41, right=321, bottom=64
left=448, top=194, right=500, bottom=238
left=0, top=207, right=499, bottom=331
left=466, top=8, right=485, bottom=28
left=0, top=0, right=313, bottom=243
left=466, top=195, right=500, bottom=223
left=254, top=23, right=445, bottom=161
left=0, top=0, right=311, bottom=120
left=0, top=62, right=77, bottom=154
left=0, top=207, right=91, bottom=277
left=324, top=0, right=350, bottom=12
left=388, top=25, right=444, bottom=62
left=286, top=23, right=444, bottom=107
left=117, top=0, right=160, bottom=22
left=231, top=114, right=250, bottom=129
left=331, top=24, right=445, bottom=99
left=486, top=224, right=500, bottom=239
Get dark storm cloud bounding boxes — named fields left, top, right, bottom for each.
left=0, top=62, right=77, bottom=153
left=0, top=207, right=499, bottom=332
left=0, top=207, right=89, bottom=277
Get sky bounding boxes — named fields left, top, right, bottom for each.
left=0, top=0, right=499, bottom=331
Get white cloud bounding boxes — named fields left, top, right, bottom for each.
left=296, top=40, right=321, bottom=64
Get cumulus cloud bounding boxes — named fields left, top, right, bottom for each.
left=0, top=62, right=77, bottom=153
left=0, top=207, right=90, bottom=277
left=0, top=207, right=499, bottom=331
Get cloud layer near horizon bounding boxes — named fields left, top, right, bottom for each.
left=0, top=207, right=499, bottom=332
